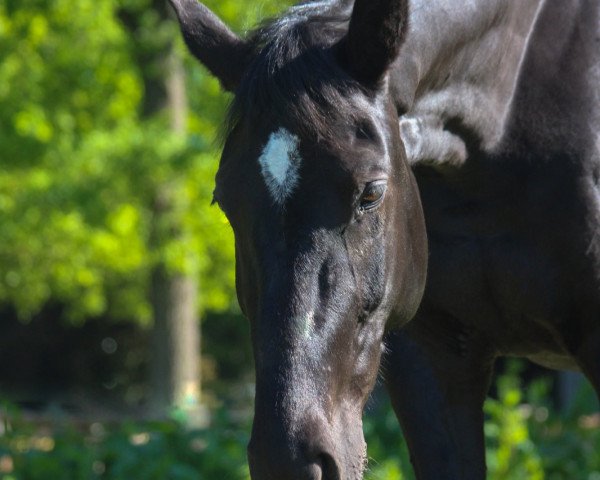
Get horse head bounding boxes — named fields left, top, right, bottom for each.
left=169, top=1, right=428, bottom=478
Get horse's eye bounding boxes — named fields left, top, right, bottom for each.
left=359, top=181, right=387, bottom=211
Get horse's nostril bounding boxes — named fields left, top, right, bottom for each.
left=316, top=452, right=341, bottom=480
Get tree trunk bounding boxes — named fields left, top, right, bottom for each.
left=127, top=0, right=204, bottom=422
left=150, top=267, right=201, bottom=417
left=149, top=54, right=203, bottom=422
left=150, top=49, right=204, bottom=424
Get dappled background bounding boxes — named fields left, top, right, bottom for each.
left=0, top=0, right=599, bottom=479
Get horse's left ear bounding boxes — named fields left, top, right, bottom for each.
left=168, top=0, right=252, bottom=91
left=341, top=0, right=409, bottom=86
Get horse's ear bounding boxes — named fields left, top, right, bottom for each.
left=168, top=0, right=252, bottom=91
left=341, top=0, right=409, bottom=86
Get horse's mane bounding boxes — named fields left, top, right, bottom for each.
left=225, top=0, right=362, bottom=142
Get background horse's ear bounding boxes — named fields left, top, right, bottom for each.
left=341, top=0, right=409, bottom=86
left=168, top=0, right=252, bottom=91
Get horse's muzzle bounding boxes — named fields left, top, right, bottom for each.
left=247, top=423, right=343, bottom=480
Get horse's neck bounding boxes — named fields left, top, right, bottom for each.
left=392, top=0, right=545, bottom=166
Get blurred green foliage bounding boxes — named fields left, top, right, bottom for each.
left=0, top=0, right=291, bottom=323
left=1, top=367, right=599, bottom=479
left=485, top=362, right=544, bottom=479
left=0, top=403, right=252, bottom=480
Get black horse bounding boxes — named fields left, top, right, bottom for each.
left=168, top=0, right=600, bottom=478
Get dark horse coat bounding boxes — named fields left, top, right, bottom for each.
left=169, top=0, right=600, bottom=478
left=386, top=1, right=600, bottom=478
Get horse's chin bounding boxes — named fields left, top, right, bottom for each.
left=336, top=426, right=368, bottom=480
left=354, top=441, right=369, bottom=480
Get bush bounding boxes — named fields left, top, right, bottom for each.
left=0, top=405, right=251, bottom=480
left=1, top=364, right=599, bottom=479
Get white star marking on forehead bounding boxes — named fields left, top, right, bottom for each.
left=258, top=128, right=301, bottom=205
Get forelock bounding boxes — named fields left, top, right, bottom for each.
left=225, top=1, right=364, bottom=142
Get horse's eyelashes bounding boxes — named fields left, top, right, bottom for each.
left=358, top=181, right=387, bottom=212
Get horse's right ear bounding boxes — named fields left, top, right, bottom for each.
left=168, top=0, right=252, bottom=92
